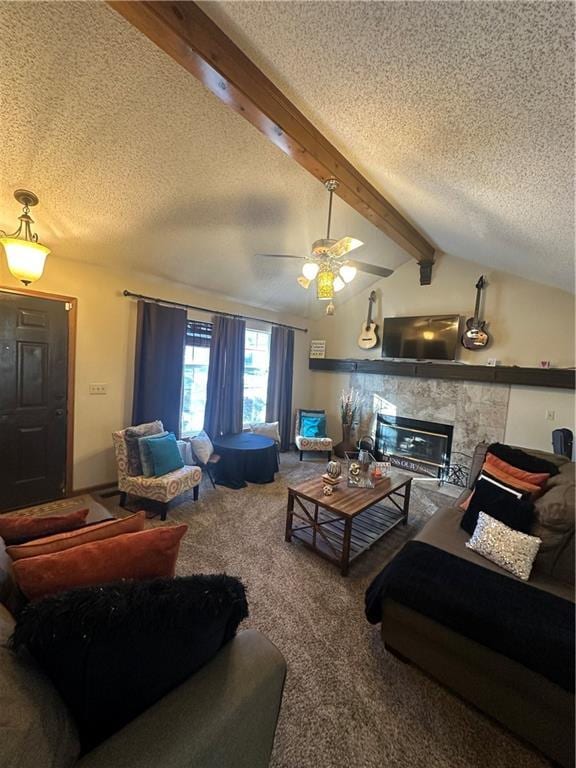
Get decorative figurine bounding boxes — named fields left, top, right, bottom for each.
left=326, top=460, right=342, bottom=480
left=322, top=459, right=342, bottom=487
left=322, top=484, right=334, bottom=496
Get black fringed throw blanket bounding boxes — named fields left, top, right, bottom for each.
left=365, top=541, right=575, bottom=692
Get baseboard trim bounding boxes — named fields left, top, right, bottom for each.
left=71, top=482, right=118, bottom=497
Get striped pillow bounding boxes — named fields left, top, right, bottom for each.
left=479, top=466, right=543, bottom=498
left=460, top=462, right=543, bottom=511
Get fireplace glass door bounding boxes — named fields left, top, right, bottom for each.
left=376, top=415, right=453, bottom=478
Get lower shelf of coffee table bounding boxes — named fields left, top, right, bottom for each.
left=291, top=502, right=405, bottom=563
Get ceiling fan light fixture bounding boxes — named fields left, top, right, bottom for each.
left=316, top=269, right=334, bottom=300
left=333, top=275, right=345, bottom=292
left=297, top=275, right=311, bottom=289
left=339, top=264, right=357, bottom=283
left=302, top=261, right=319, bottom=280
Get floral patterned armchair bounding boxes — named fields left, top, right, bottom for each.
left=294, top=409, right=333, bottom=461
left=112, top=423, right=202, bottom=521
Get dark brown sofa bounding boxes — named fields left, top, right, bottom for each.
left=379, top=443, right=575, bottom=767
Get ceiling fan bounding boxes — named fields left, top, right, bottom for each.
left=257, top=178, right=393, bottom=313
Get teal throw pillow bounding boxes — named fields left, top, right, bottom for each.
left=147, top=433, right=185, bottom=477
left=299, top=411, right=323, bottom=433
left=300, top=415, right=327, bottom=438
left=138, top=431, right=169, bottom=477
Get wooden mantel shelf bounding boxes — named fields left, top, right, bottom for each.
left=309, top=358, right=575, bottom=390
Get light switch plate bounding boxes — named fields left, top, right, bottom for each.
left=89, top=383, right=107, bottom=395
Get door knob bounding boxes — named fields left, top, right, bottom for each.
left=55, top=409, right=64, bottom=417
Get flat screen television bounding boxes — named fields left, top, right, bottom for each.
left=381, top=315, right=460, bottom=361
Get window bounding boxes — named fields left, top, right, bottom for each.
left=243, top=329, right=270, bottom=426
left=181, top=322, right=271, bottom=434
left=181, top=321, right=212, bottom=436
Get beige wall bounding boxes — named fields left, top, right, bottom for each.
left=2, top=248, right=572, bottom=490
left=308, top=253, right=575, bottom=453
left=505, top=387, right=575, bottom=452
left=0, top=256, right=312, bottom=490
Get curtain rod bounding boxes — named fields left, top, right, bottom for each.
left=123, top=290, right=308, bottom=333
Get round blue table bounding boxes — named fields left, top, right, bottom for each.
left=212, top=433, right=279, bottom=489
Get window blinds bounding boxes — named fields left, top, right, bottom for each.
left=186, top=320, right=212, bottom=348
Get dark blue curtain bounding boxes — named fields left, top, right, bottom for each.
left=203, top=315, right=246, bottom=438
left=132, top=301, right=186, bottom=435
left=266, top=326, right=294, bottom=451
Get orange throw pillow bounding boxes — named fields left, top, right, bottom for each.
left=480, top=464, right=543, bottom=497
left=0, top=508, right=89, bottom=545
left=485, top=453, right=550, bottom=486
left=7, top=512, right=146, bottom=561
left=459, top=461, right=545, bottom=511
left=13, top=524, right=188, bottom=601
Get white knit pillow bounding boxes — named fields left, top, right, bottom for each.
left=466, top=511, right=542, bottom=580
left=189, top=430, right=214, bottom=464
left=250, top=422, right=281, bottom=443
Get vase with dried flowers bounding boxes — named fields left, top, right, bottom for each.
left=334, top=389, right=361, bottom=457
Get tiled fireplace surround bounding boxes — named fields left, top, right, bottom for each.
left=350, top=372, right=511, bottom=461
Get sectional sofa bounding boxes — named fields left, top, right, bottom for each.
left=370, top=443, right=574, bottom=767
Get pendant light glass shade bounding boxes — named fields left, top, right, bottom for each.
left=1, top=237, right=50, bottom=286
left=316, top=269, right=334, bottom=300
left=297, top=275, right=311, bottom=289
left=302, top=261, right=319, bottom=280
left=333, top=275, right=345, bottom=292
left=339, top=264, right=357, bottom=283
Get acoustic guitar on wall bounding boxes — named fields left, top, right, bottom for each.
left=461, top=275, right=490, bottom=349
left=358, top=291, right=378, bottom=350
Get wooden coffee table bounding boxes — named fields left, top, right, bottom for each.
left=285, top=473, right=412, bottom=575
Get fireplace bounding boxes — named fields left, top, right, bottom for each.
left=375, top=414, right=453, bottom=479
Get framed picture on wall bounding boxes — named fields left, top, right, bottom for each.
left=309, top=340, right=326, bottom=359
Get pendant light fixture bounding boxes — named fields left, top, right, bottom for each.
left=0, top=190, right=50, bottom=286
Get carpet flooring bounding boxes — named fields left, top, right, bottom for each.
left=98, top=454, right=549, bottom=768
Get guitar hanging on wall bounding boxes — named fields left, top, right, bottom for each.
left=461, top=275, right=490, bottom=349
left=357, top=291, right=379, bottom=350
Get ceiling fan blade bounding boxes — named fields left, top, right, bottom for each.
left=257, top=253, right=305, bottom=260
left=326, top=237, right=364, bottom=258
left=347, top=260, right=394, bottom=278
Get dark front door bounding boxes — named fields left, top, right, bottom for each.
left=0, top=293, right=69, bottom=511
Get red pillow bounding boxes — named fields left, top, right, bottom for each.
left=480, top=464, right=543, bottom=498
left=485, top=453, right=550, bottom=486
left=460, top=452, right=551, bottom=511
left=7, top=512, right=146, bottom=561
left=0, top=508, right=89, bottom=545
left=13, top=524, right=188, bottom=601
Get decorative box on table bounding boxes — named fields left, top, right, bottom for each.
left=345, top=450, right=375, bottom=488
left=345, top=451, right=391, bottom=488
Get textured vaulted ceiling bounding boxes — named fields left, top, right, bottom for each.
left=204, top=0, right=575, bottom=293
left=0, top=1, right=409, bottom=318
left=0, top=2, right=574, bottom=318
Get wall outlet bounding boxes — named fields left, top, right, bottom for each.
left=545, top=409, right=555, bottom=421
left=89, top=383, right=107, bottom=395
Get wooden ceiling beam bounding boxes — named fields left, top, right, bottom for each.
left=108, top=0, right=437, bottom=268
